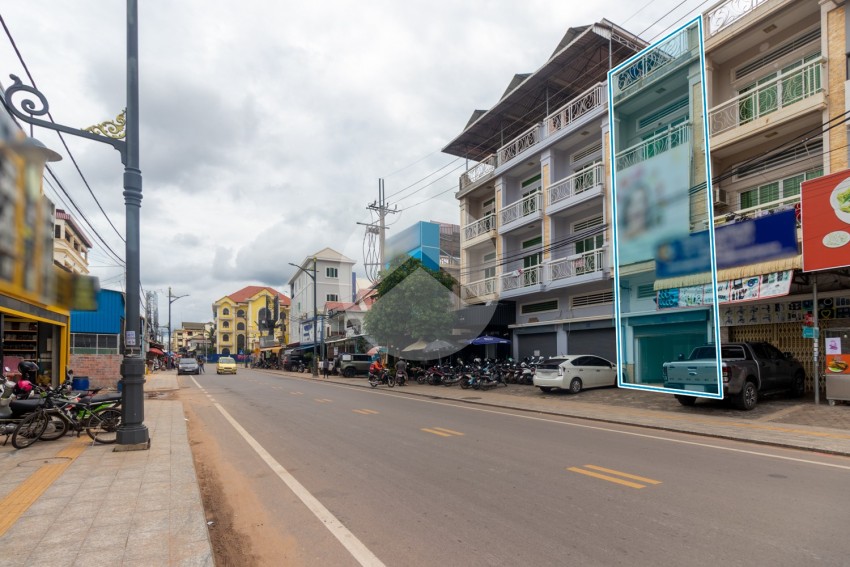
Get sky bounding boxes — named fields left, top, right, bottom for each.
left=0, top=0, right=715, bottom=329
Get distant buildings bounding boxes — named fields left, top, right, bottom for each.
left=212, top=286, right=290, bottom=356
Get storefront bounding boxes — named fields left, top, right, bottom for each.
left=0, top=294, right=69, bottom=387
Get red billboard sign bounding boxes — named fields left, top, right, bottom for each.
left=801, top=170, right=850, bottom=272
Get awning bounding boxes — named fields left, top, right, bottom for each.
left=654, top=255, right=801, bottom=291
left=259, top=346, right=281, bottom=353
left=147, top=347, right=164, bottom=356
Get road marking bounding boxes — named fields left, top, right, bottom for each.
left=190, top=376, right=386, bottom=567
left=583, top=464, right=662, bottom=485
left=290, top=392, right=303, bottom=396
left=568, top=466, right=649, bottom=489
left=353, top=409, right=379, bottom=415
left=421, top=427, right=464, bottom=437
left=0, top=437, right=89, bottom=536
left=314, top=398, right=333, bottom=403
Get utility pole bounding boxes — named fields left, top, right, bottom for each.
left=167, top=286, right=188, bottom=359
left=360, top=178, right=399, bottom=280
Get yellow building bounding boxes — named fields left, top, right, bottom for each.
left=212, top=286, right=290, bottom=356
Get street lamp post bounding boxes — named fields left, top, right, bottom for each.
left=167, top=286, right=188, bottom=360
left=3, top=0, right=148, bottom=447
left=289, top=258, right=318, bottom=376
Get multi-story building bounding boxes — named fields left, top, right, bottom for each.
left=53, top=209, right=91, bottom=274
left=212, top=286, right=290, bottom=357
left=171, top=322, right=207, bottom=354
left=288, top=248, right=355, bottom=352
left=444, top=21, right=646, bottom=361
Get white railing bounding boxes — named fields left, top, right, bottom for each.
left=500, top=192, right=543, bottom=227
left=440, top=255, right=460, bottom=267
left=462, top=214, right=496, bottom=241
left=498, top=123, right=540, bottom=164
left=500, top=265, right=542, bottom=292
left=462, top=277, right=497, bottom=300
left=707, top=0, right=769, bottom=37
left=546, top=83, right=606, bottom=135
left=460, top=154, right=498, bottom=190
left=615, top=123, right=690, bottom=171
left=709, top=60, right=823, bottom=136
left=613, top=27, right=690, bottom=97
left=547, top=249, right=606, bottom=282
left=713, top=195, right=800, bottom=227
left=548, top=163, right=604, bottom=206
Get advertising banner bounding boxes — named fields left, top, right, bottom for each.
left=801, top=170, right=850, bottom=272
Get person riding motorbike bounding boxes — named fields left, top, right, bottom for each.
left=369, top=358, right=384, bottom=379
left=395, top=358, right=408, bottom=386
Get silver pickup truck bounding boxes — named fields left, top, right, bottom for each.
left=662, top=342, right=805, bottom=410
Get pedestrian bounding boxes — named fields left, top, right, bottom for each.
left=322, top=358, right=329, bottom=379
left=197, top=355, right=205, bottom=374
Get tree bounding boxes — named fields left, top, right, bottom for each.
left=363, top=257, right=456, bottom=358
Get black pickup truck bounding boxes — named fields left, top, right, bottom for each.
left=662, top=342, right=806, bottom=410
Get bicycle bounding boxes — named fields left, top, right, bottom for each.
left=11, top=393, right=122, bottom=449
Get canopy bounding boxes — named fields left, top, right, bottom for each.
left=147, top=347, right=164, bottom=356
left=469, top=336, right=511, bottom=345
left=424, top=339, right=455, bottom=352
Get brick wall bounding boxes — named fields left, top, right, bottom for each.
left=69, top=354, right=122, bottom=390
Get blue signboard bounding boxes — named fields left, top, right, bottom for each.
left=656, top=209, right=798, bottom=278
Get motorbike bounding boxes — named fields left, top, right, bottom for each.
left=368, top=368, right=395, bottom=388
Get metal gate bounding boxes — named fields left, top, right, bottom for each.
left=517, top=333, right=557, bottom=360
left=566, top=329, right=616, bottom=361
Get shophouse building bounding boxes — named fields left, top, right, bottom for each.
left=171, top=322, right=207, bottom=354
left=53, top=209, right=92, bottom=274
left=212, top=286, right=290, bottom=357
left=443, top=21, right=646, bottom=361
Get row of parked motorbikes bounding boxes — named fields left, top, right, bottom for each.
left=1, top=362, right=123, bottom=449
left=368, top=356, right=549, bottom=390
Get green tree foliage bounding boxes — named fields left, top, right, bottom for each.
left=363, top=257, right=456, bottom=350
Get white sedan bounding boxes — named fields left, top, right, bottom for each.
left=533, top=355, right=617, bottom=394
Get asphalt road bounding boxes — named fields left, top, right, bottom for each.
left=183, top=368, right=850, bottom=566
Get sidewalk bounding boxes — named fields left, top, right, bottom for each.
left=0, top=371, right=212, bottom=567
left=279, top=370, right=850, bottom=456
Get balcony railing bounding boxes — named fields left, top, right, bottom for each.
left=709, top=60, right=823, bottom=136
left=500, top=192, right=542, bottom=227
left=707, top=0, right=769, bottom=37
left=615, top=123, right=690, bottom=171
left=547, top=249, right=606, bottom=282
left=440, top=255, right=460, bottom=267
left=460, top=154, right=498, bottom=190
left=613, top=28, right=690, bottom=98
left=546, top=82, right=606, bottom=135
left=548, top=163, right=604, bottom=206
left=498, top=123, right=540, bottom=164
left=713, top=195, right=800, bottom=227
left=462, top=277, right=497, bottom=300
left=462, top=214, right=496, bottom=242
left=500, top=265, right=542, bottom=292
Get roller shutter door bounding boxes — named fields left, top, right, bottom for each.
left=567, top=329, right=616, bottom=361
left=517, top=333, right=557, bottom=359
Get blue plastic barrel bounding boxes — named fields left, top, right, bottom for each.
left=72, top=376, right=90, bottom=391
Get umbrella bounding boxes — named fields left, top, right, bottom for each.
left=366, top=346, right=387, bottom=356
left=402, top=339, right=429, bottom=352
left=424, top=339, right=455, bottom=365
left=468, top=335, right=511, bottom=345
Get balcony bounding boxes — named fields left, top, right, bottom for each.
left=615, top=123, right=690, bottom=172
left=547, top=163, right=604, bottom=216
left=709, top=60, right=824, bottom=143
left=498, top=123, right=541, bottom=166
left=462, top=214, right=496, bottom=248
left=713, top=195, right=800, bottom=229
left=461, top=277, right=497, bottom=303
left=499, top=193, right=543, bottom=234
left=545, top=248, right=608, bottom=290
left=499, top=265, right=543, bottom=298
left=706, top=0, right=769, bottom=38
left=545, top=82, right=606, bottom=137
left=460, top=154, right=497, bottom=192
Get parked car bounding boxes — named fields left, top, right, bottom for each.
left=337, top=353, right=373, bottom=377
left=662, top=342, right=805, bottom=410
left=533, top=355, right=617, bottom=394
left=177, top=358, right=200, bottom=375
left=282, top=351, right=306, bottom=372
left=216, top=356, right=237, bottom=375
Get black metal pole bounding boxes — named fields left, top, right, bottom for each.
left=312, top=257, right=318, bottom=376
left=116, top=0, right=148, bottom=447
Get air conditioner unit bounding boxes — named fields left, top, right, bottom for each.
left=713, top=188, right=728, bottom=206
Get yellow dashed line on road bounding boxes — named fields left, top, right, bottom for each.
left=314, top=399, right=333, bottom=403
left=353, top=409, right=379, bottom=415
left=290, top=392, right=303, bottom=396
left=0, top=437, right=89, bottom=536
left=567, top=465, right=662, bottom=489
left=421, top=427, right=464, bottom=437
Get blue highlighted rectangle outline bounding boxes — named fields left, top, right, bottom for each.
left=607, top=15, right=723, bottom=399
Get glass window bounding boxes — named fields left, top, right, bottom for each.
left=327, top=294, right=339, bottom=302
left=575, top=235, right=604, bottom=254
left=223, top=321, right=230, bottom=328
left=237, top=309, right=245, bottom=318
left=237, top=322, right=245, bottom=330
left=327, top=267, right=338, bottom=278
left=98, top=335, right=118, bottom=349
left=223, top=334, right=230, bottom=342
left=223, top=308, right=229, bottom=316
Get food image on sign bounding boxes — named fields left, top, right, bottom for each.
left=827, top=356, right=849, bottom=373
left=823, top=231, right=850, bottom=248
left=832, top=181, right=850, bottom=223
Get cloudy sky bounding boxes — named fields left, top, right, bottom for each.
left=1, top=0, right=712, bottom=328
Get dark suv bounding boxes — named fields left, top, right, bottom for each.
left=337, top=353, right=372, bottom=377
left=282, top=352, right=306, bottom=372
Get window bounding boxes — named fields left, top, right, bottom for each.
left=571, top=291, right=614, bottom=308
left=637, top=283, right=656, bottom=299
left=739, top=167, right=822, bottom=209
left=738, top=52, right=821, bottom=124
left=482, top=198, right=495, bottom=217
left=236, top=309, right=245, bottom=318
left=573, top=216, right=603, bottom=232
left=521, top=300, right=558, bottom=314
left=483, top=251, right=497, bottom=280
left=222, top=334, right=230, bottom=342
left=327, top=267, right=338, bottom=278
left=237, top=322, right=245, bottom=331
left=54, top=226, right=61, bottom=238
left=522, top=236, right=541, bottom=268
left=222, top=308, right=230, bottom=316
left=222, top=321, right=230, bottom=329
left=327, top=294, right=339, bottom=302
left=71, top=333, right=119, bottom=354
left=575, top=235, right=604, bottom=255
